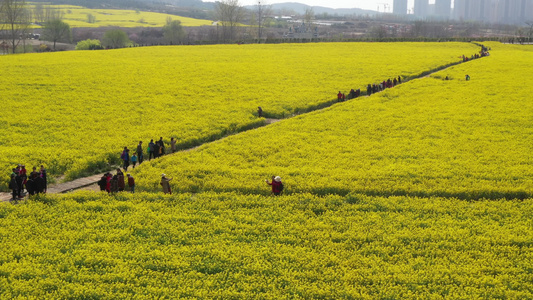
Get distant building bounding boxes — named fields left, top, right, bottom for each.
left=393, top=0, right=408, bottom=14
left=414, top=0, right=429, bottom=17
left=453, top=0, right=533, bottom=24
left=434, top=0, right=451, bottom=19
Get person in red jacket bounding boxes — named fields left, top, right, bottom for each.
left=265, top=176, right=283, bottom=196
left=105, top=173, right=112, bottom=193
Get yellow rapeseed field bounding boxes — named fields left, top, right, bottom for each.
left=1, top=42, right=532, bottom=299
left=0, top=42, right=478, bottom=190
left=32, top=4, right=212, bottom=27
left=132, top=43, right=533, bottom=199
left=0, top=192, right=531, bottom=299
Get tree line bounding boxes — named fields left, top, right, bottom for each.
left=0, top=0, right=71, bottom=53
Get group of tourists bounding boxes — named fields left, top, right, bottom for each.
left=8, top=164, right=47, bottom=201
left=337, top=89, right=362, bottom=101
left=121, top=137, right=178, bottom=170
left=98, top=169, right=135, bottom=193
left=98, top=173, right=281, bottom=195
left=462, top=51, right=489, bottom=62
left=366, top=76, right=403, bottom=96
left=463, top=45, right=491, bottom=62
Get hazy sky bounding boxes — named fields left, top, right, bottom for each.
left=204, top=0, right=428, bottom=11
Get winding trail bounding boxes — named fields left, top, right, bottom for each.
left=0, top=55, right=483, bottom=202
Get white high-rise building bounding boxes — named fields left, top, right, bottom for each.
left=414, top=0, right=429, bottom=17
left=393, top=0, right=409, bottom=14
left=434, top=0, right=452, bottom=19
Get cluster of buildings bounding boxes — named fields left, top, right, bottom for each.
left=393, top=0, right=533, bottom=24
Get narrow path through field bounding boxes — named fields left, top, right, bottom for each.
left=0, top=55, right=484, bottom=202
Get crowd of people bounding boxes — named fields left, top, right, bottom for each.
left=463, top=45, right=491, bottom=62
left=8, top=165, right=47, bottom=201
left=120, top=137, right=178, bottom=171
left=98, top=169, right=135, bottom=193
left=366, top=76, right=403, bottom=96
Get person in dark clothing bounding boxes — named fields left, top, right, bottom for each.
left=106, top=173, right=112, bottom=193
left=157, top=137, right=165, bottom=156
left=34, top=176, right=45, bottom=194
left=9, top=174, right=18, bottom=201
left=30, top=167, right=39, bottom=179
left=98, top=174, right=107, bottom=191
left=26, top=176, right=35, bottom=196
left=40, top=165, right=47, bottom=193
left=137, top=141, right=143, bottom=164
left=393, top=78, right=397, bottom=86
left=20, top=165, right=27, bottom=194
left=153, top=142, right=160, bottom=159
left=367, top=84, right=372, bottom=96
left=258, top=107, right=263, bottom=117
left=398, top=76, right=402, bottom=84
left=121, top=147, right=130, bottom=170
left=110, top=175, right=119, bottom=193
left=148, top=139, right=155, bottom=160
left=15, top=173, right=23, bottom=198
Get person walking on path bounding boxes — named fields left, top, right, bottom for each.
left=98, top=174, right=107, bottom=191
left=157, top=137, right=165, bottom=156
left=117, top=169, right=125, bottom=192
left=110, top=175, right=119, bottom=193
left=9, top=174, right=18, bottom=202
left=153, top=142, right=160, bottom=159
left=160, top=174, right=173, bottom=195
left=40, top=165, right=47, bottom=193
left=148, top=139, right=155, bottom=160
left=137, top=141, right=143, bottom=164
left=20, top=165, right=27, bottom=194
left=131, top=153, right=138, bottom=169
left=258, top=107, right=263, bottom=118
left=121, top=147, right=130, bottom=170
left=34, top=175, right=45, bottom=194
left=170, top=137, right=176, bottom=154
left=127, top=174, right=135, bottom=193
left=15, top=171, right=23, bottom=198
left=265, top=176, right=283, bottom=196
left=105, top=173, right=112, bottom=193
left=30, top=167, right=39, bottom=179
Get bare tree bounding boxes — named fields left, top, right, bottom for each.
left=254, top=0, right=272, bottom=40
left=2, top=0, right=31, bottom=54
left=215, top=0, right=244, bottom=41
left=526, top=21, right=533, bottom=43
left=34, top=2, right=44, bottom=23
left=44, top=5, right=63, bottom=22
left=304, top=8, right=314, bottom=31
